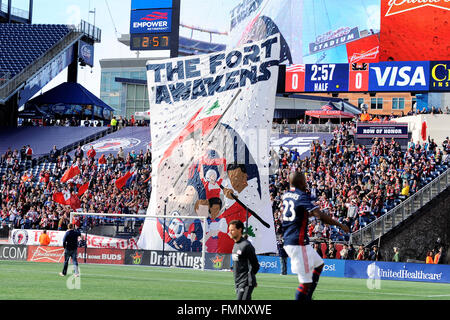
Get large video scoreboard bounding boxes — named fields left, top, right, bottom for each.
left=129, top=0, right=180, bottom=57
left=284, top=61, right=449, bottom=93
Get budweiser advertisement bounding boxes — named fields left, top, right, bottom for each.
left=380, top=0, right=450, bottom=61
left=27, top=246, right=65, bottom=263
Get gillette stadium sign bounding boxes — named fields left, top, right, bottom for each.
left=130, top=9, right=172, bottom=33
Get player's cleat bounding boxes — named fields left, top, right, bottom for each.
left=59, top=272, right=65, bottom=277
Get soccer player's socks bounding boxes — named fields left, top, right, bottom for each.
left=295, top=284, right=310, bottom=302
left=307, top=265, right=324, bottom=299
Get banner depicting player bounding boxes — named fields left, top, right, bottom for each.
left=137, top=35, right=281, bottom=254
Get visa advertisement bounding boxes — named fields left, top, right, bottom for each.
left=130, top=9, right=172, bottom=34
left=284, top=60, right=447, bottom=93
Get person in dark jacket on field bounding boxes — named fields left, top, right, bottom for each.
left=59, top=223, right=81, bottom=277
left=228, top=220, right=260, bottom=300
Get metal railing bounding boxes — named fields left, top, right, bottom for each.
left=350, top=167, right=450, bottom=245
left=272, top=123, right=341, bottom=134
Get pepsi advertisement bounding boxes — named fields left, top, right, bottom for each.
left=368, top=61, right=430, bottom=92
left=304, top=63, right=349, bottom=92
left=130, top=9, right=172, bottom=34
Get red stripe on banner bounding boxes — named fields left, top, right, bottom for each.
left=301, top=245, right=309, bottom=275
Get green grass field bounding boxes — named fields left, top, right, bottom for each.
left=0, top=260, right=449, bottom=300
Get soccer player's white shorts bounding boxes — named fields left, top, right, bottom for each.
left=284, top=244, right=324, bottom=283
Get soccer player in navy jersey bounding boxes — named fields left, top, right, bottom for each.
left=282, top=172, right=349, bottom=301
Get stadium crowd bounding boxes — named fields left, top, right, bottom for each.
left=270, top=120, right=449, bottom=259
left=19, top=115, right=149, bottom=128
left=0, top=145, right=151, bottom=231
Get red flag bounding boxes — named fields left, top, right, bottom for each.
left=53, top=190, right=71, bottom=205
left=421, top=120, right=427, bottom=141
left=61, top=164, right=81, bottom=183
left=77, top=181, right=90, bottom=197
left=115, top=171, right=133, bottom=190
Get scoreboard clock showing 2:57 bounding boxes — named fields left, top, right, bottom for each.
left=304, top=63, right=350, bottom=92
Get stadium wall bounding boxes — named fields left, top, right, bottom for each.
left=377, top=186, right=450, bottom=264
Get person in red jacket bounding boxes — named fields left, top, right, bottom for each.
left=86, top=146, right=96, bottom=164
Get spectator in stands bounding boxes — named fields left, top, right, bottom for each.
left=434, top=247, right=444, bottom=264
left=87, top=146, right=96, bottom=163
left=426, top=251, right=434, bottom=264
left=347, top=244, right=356, bottom=260
left=369, top=245, right=382, bottom=261
left=313, top=242, right=323, bottom=258
left=326, top=242, right=336, bottom=259
left=49, top=145, right=59, bottom=163
left=25, top=145, right=33, bottom=161
left=339, top=244, right=349, bottom=259
left=74, top=145, right=84, bottom=161
left=356, top=245, right=365, bottom=260
left=110, top=116, right=117, bottom=130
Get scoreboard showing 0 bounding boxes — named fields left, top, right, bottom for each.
left=304, top=63, right=349, bottom=92
left=131, top=34, right=170, bottom=50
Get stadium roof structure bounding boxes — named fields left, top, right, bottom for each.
left=22, top=82, right=113, bottom=120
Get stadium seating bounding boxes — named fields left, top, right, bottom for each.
left=0, top=23, right=71, bottom=78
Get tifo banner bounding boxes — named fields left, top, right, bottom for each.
left=138, top=35, right=281, bottom=254
left=0, top=244, right=28, bottom=261
left=9, top=229, right=138, bottom=249
left=379, top=0, right=450, bottom=62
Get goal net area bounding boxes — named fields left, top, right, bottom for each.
left=70, top=212, right=209, bottom=270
